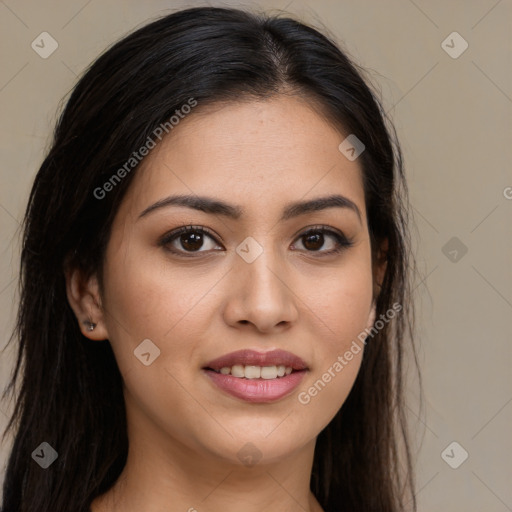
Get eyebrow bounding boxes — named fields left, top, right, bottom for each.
left=138, top=193, right=362, bottom=224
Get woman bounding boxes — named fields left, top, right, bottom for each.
left=1, top=6, right=418, bottom=512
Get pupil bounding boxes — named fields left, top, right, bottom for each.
left=182, top=232, right=203, bottom=251
left=304, top=232, right=323, bottom=251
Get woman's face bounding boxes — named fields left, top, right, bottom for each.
left=93, top=95, right=379, bottom=466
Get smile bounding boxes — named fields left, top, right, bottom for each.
left=203, top=349, right=308, bottom=403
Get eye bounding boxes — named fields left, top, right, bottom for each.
left=159, top=224, right=354, bottom=258
left=159, top=225, right=222, bottom=256
left=291, top=226, right=354, bottom=256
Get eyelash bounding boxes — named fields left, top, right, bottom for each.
left=158, top=224, right=354, bottom=258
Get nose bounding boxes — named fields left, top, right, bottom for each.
left=222, top=246, right=299, bottom=334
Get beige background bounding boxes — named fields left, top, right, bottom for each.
left=0, top=1, right=511, bottom=510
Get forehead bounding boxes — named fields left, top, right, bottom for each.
left=120, top=95, right=366, bottom=222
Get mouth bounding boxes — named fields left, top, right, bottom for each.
left=202, top=349, right=308, bottom=403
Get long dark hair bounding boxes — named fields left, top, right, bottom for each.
left=1, top=6, right=418, bottom=511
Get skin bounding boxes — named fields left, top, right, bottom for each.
left=66, top=94, right=386, bottom=512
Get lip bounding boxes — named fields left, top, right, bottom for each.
left=204, top=349, right=308, bottom=371
left=203, top=349, right=308, bottom=403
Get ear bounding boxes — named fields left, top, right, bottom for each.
left=367, top=237, right=388, bottom=330
left=372, top=237, right=388, bottom=301
left=366, top=299, right=377, bottom=332
left=64, top=266, right=109, bottom=341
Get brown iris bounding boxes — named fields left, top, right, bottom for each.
left=180, top=232, right=204, bottom=251
left=302, top=232, right=324, bottom=251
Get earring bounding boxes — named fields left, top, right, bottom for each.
left=83, top=320, right=97, bottom=332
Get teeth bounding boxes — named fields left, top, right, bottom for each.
left=231, top=365, right=245, bottom=378
left=215, top=365, right=294, bottom=379
left=245, top=365, right=261, bottom=379
left=260, top=366, right=277, bottom=379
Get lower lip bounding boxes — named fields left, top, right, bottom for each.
left=204, top=369, right=307, bottom=403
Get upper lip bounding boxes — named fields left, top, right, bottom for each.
left=204, top=349, right=308, bottom=371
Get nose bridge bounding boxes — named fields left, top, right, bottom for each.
left=238, top=238, right=285, bottom=301
left=226, top=236, right=298, bottom=331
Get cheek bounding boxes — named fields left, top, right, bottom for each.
left=315, top=284, right=372, bottom=334
left=293, top=258, right=372, bottom=425
left=99, top=249, right=220, bottom=444
left=305, top=256, right=374, bottom=348
left=100, top=241, right=210, bottom=374
left=294, top=299, right=367, bottom=435
left=298, top=351, right=363, bottom=421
